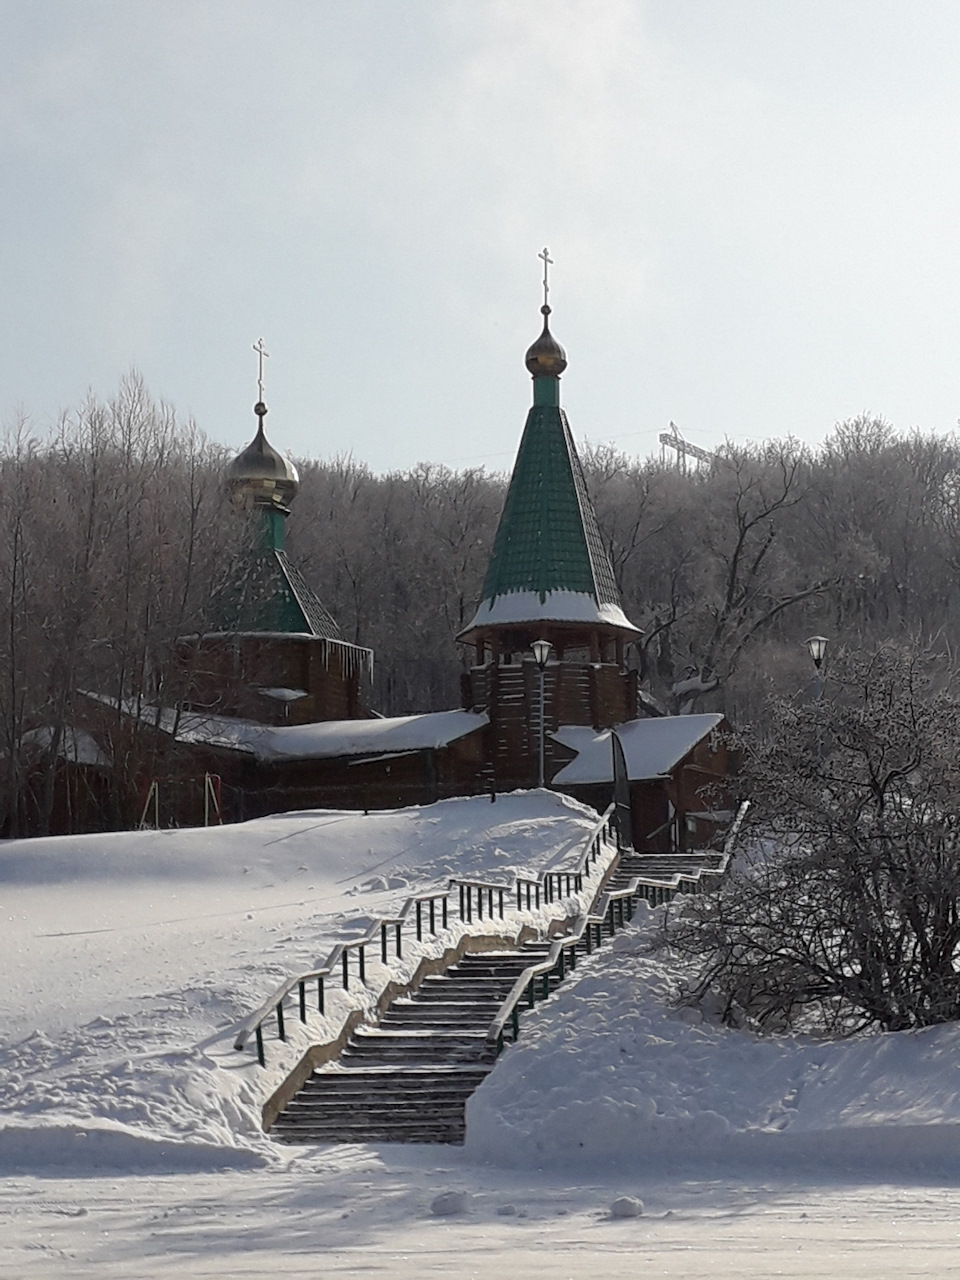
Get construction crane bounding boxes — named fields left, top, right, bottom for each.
left=658, top=421, right=717, bottom=471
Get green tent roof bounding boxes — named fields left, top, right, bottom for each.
left=480, top=402, right=621, bottom=606
left=210, top=545, right=344, bottom=640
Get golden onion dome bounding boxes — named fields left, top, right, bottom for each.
left=524, top=305, right=567, bottom=377
left=227, top=405, right=299, bottom=509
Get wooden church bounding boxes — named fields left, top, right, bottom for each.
left=68, top=267, right=733, bottom=846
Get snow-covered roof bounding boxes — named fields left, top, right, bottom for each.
left=551, top=714, right=725, bottom=785
left=257, top=687, right=309, bottom=703
left=19, top=725, right=112, bottom=769
left=461, top=589, right=640, bottom=636
left=134, top=704, right=488, bottom=764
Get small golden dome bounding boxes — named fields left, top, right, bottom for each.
left=227, top=408, right=299, bottom=509
left=525, top=305, right=567, bottom=377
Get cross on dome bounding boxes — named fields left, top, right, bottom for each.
left=252, top=337, right=269, bottom=413
left=538, top=247, right=553, bottom=310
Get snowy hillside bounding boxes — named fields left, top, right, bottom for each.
left=4, top=786, right=960, bottom=1185
left=6, top=790, right=960, bottom=1277
left=0, top=792, right=603, bottom=1172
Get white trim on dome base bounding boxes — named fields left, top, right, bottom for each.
left=460, top=588, right=641, bottom=638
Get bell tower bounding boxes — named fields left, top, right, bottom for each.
left=458, top=254, right=641, bottom=787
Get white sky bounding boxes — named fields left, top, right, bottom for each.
left=4, top=0, right=960, bottom=473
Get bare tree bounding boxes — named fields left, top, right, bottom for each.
left=664, top=644, right=960, bottom=1033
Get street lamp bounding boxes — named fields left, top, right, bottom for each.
left=531, top=639, right=552, bottom=789
left=805, top=635, right=829, bottom=701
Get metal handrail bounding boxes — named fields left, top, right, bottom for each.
left=234, top=803, right=619, bottom=1065
left=448, top=807, right=614, bottom=921
left=485, top=877, right=645, bottom=1052
left=233, top=886, right=451, bottom=1062
left=485, top=800, right=751, bottom=1054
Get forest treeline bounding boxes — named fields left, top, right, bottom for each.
left=3, top=374, right=960, bottom=833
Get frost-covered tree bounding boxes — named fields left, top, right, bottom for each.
left=0, top=377, right=235, bottom=834
left=664, top=644, right=960, bottom=1034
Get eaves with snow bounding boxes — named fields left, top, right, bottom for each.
left=116, top=700, right=488, bottom=765
left=18, top=725, right=113, bottom=770
left=463, top=589, right=638, bottom=635
left=551, top=713, right=725, bottom=785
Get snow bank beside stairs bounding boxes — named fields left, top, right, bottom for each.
left=466, top=908, right=960, bottom=1179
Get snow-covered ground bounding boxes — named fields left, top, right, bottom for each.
left=4, top=790, right=960, bottom=1277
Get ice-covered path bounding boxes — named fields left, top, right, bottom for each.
left=5, top=1151, right=960, bottom=1278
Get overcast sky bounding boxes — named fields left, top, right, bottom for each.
left=4, top=1, right=960, bottom=473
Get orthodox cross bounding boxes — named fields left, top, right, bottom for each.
left=252, top=337, right=269, bottom=402
left=538, top=246, right=554, bottom=308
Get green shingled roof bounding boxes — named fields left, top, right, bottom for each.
left=210, top=544, right=344, bottom=639
left=481, top=403, right=621, bottom=607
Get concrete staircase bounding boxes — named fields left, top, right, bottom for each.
left=270, top=846, right=723, bottom=1146
left=271, top=941, right=554, bottom=1145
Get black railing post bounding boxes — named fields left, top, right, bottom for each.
left=276, top=1001, right=286, bottom=1041
left=416, top=900, right=423, bottom=941
left=256, top=1024, right=265, bottom=1067
left=381, top=924, right=388, bottom=964
left=512, top=1005, right=520, bottom=1040
left=318, top=975, right=324, bottom=1016
left=498, top=888, right=504, bottom=918
left=429, top=897, right=436, bottom=933
left=395, top=921, right=402, bottom=958
left=442, top=896, right=448, bottom=929
left=359, top=944, right=366, bottom=985
left=298, top=980, right=307, bottom=1023
left=342, top=950, right=349, bottom=989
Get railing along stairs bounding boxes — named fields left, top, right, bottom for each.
left=241, top=801, right=749, bottom=1145
left=234, top=805, right=617, bottom=1069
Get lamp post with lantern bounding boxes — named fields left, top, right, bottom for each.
left=805, top=635, right=829, bottom=702
left=531, top=639, right=552, bottom=788
left=805, top=635, right=829, bottom=759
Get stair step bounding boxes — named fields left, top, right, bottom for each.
left=283, top=1102, right=468, bottom=1120
left=271, top=848, right=723, bottom=1146
left=297, top=1095, right=477, bottom=1110
left=304, top=1069, right=489, bottom=1087
left=275, top=1127, right=465, bottom=1145
left=341, top=1044, right=493, bottom=1061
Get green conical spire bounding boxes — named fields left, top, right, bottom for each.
left=459, top=286, right=639, bottom=641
